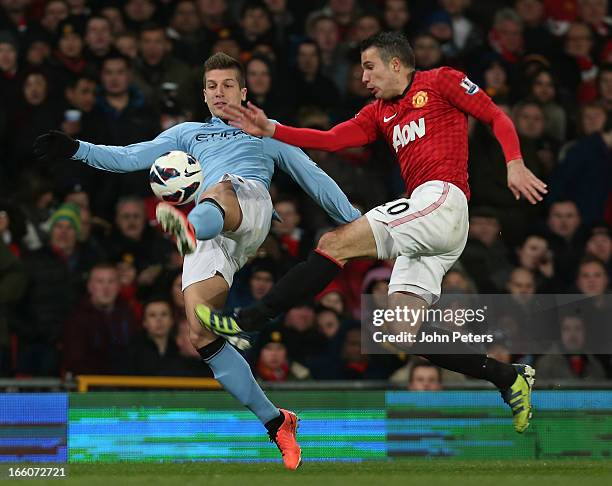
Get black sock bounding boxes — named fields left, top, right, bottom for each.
left=197, top=338, right=226, bottom=362
left=264, top=411, right=284, bottom=434
left=482, top=357, right=518, bottom=390
left=418, top=329, right=517, bottom=390
left=421, top=353, right=517, bottom=390
left=238, top=250, right=342, bottom=331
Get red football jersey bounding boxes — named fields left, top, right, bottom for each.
left=352, top=67, right=516, bottom=200
left=272, top=67, right=521, bottom=202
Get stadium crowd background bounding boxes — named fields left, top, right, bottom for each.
left=0, top=0, right=610, bottom=385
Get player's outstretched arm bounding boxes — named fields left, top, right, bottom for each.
left=266, top=138, right=361, bottom=225
left=223, top=102, right=372, bottom=152
left=34, top=125, right=181, bottom=173
left=507, top=158, right=548, bottom=204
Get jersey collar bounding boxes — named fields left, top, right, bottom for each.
left=210, top=116, right=226, bottom=124
left=392, top=70, right=416, bottom=101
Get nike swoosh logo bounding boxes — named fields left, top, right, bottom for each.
left=184, top=169, right=201, bottom=177
left=384, top=113, right=397, bottom=123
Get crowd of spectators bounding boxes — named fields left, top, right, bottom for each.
left=0, top=0, right=611, bottom=384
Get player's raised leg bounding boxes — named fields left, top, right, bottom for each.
left=157, top=180, right=243, bottom=255
left=195, top=215, right=378, bottom=335
left=184, top=276, right=301, bottom=469
left=385, top=290, right=535, bottom=433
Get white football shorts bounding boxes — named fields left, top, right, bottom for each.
left=182, top=174, right=273, bottom=291
left=365, top=180, right=469, bottom=305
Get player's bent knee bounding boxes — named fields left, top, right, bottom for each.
left=317, top=231, right=343, bottom=258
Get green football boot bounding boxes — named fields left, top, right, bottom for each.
left=194, top=304, right=252, bottom=350
left=501, top=364, right=536, bottom=433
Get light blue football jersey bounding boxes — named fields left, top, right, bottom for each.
left=73, top=117, right=360, bottom=225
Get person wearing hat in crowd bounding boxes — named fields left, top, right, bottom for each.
left=424, top=10, right=457, bottom=60
left=17, top=202, right=96, bottom=375
left=255, top=326, right=311, bottom=382
left=315, top=280, right=346, bottom=316
left=48, top=17, right=89, bottom=94
left=361, top=265, right=392, bottom=309
left=61, top=185, right=109, bottom=267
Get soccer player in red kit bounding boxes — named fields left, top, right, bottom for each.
left=198, top=32, right=545, bottom=433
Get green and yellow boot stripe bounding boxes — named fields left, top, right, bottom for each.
left=501, top=364, right=536, bottom=434
left=195, top=304, right=243, bottom=336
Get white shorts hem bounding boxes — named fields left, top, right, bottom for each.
left=388, top=283, right=437, bottom=306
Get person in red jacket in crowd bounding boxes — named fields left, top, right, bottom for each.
left=63, top=262, right=140, bottom=375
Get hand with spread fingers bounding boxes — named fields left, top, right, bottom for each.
left=33, top=130, right=80, bottom=161
left=507, top=159, right=548, bottom=204
left=222, top=102, right=276, bottom=138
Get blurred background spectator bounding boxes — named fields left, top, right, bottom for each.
left=537, top=313, right=607, bottom=380
left=408, top=361, right=444, bottom=391
left=63, top=262, right=139, bottom=376
left=254, top=325, right=311, bottom=382
left=123, top=297, right=201, bottom=376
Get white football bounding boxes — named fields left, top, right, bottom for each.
left=149, top=151, right=203, bottom=205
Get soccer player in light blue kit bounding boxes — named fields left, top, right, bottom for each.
left=33, top=53, right=360, bottom=469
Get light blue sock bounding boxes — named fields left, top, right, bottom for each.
left=204, top=341, right=280, bottom=424
left=188, top=200, right=224, bottom=240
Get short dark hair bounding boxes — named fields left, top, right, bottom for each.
left=143, top=296, right=173, bottom=312
left=360, top=31, right=415, bottom=68
left=409, top=361, right=442, bottom=383
left=67, top=74, right=97, bottom=89
left=204, top=52, right=245, bottom=89
left=101, top=53, right=132, bottom=70
left=139, top=22, right=166, bottom=38
left=88, top=262, right=118, bottom=278
left=578, top=255, right=608, bottom=274
left=241, top=1, right=272, bottom=22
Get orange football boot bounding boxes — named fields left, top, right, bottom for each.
left=155, top=202, right=197, bottom=255
left=268, top=409, right=302, bottom=470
